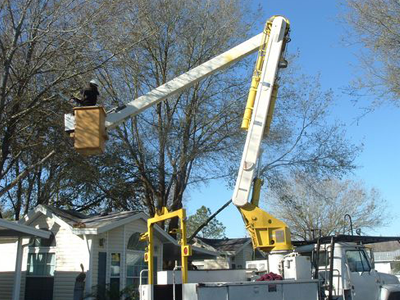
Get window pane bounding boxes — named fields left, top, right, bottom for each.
left=111, top=253, right=120, bottom=277
left=27, top=253, right=55, bottom=277
left=126, top=276, right=147, bottom=288
left=111, top=253, right=121, bottom=263
left=126, top=251, right=149, bottom=289
left=346, top=250, right=371, bottom=272
left=127, top=253, right=142, bottom=266
left=111, top=265, right=120, bottom=276
left=126, top=252, right=146, bottom=277
left=37, top=253, right=46, bottom=263
left=47, top=264, right=55, bottom=276
left=360, top=251, right=371, bottom=272
left=317, top=251, right=330, bottom=267
left=27, top=254, right=34, bottom=275
left=46, top=254, right=56, bottom=276
left=127, top=265, right=134, bottom=277
left=46, top=253, right=55, bottom=264
left=127, top=233, right=147, bottom=251
left=38, top=264, right=46, bottom=276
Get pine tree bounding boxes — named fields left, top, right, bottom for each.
left=187, top=206, right=226, bottom=239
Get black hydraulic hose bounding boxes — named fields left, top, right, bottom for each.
left=328, top=236, right=335, bottom=300
left=313, top=238, right=321, bottom=280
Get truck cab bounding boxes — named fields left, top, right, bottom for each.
left=295, top=235, right=400, bottom=300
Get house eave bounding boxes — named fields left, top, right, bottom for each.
left=19, top=205, right=73, bottom=231
left=72, top=228, right=98, bottom=235
left=0, top=219, right=51, bottom=239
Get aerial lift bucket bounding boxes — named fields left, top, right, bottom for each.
left=73, top=106, right=107, bottom=156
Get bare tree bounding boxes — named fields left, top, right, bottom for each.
left=268, top=173, right=388, bottom=240
left=96, top=0, right=360, bottom=232
left=0, top=0, right=135, bottom=218
left=98, top=0, right=254, bottom=228
left=343, top=0, right=400, bottom=106
left=0, top=0, right=362, bottom=225
left=257, top=68, right=361, bottom=190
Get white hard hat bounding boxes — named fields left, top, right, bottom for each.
left=89, top=79, right=99, bottom=86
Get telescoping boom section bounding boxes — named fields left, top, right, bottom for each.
left=232, top=16, right=293, bottom=252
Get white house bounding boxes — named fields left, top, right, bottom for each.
left=368, top=241, right=400, bottom=277
left=0, top=205, right=217, bottom=300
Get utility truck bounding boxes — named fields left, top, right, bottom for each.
left=169, top=235, right=400, bottom=300
left=65, top=15, right=400, bottom=300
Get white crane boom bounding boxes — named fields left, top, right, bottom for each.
left=105, top=33, right=263, bottom=129
left=232, top=17, right=288, bottom=207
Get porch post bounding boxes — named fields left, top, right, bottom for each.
left=12, top=236, right=23, bottom=300
left=84, top=235, right=94, bottom=297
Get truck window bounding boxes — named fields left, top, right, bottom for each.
left=318, top=251, right=329, bottom=267
left=346, top=250, right=371, bottom=272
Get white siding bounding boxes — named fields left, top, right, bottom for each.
left=21, top=214, right=90, bottom=300
left=0, top=239, right=17, bottom=271
left=53, top=226, right=90, bottom=300
left=0, top=239, right=18, bottom=300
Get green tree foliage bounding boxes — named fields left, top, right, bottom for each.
left=187, top=206, right=226, bottom=239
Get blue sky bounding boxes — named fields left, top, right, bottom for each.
left=187, top=0, right=400, bottom=238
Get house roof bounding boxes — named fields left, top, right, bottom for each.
left=195, top=237, right=252, bottom=255
left=374, top=249, right=400, bottom=262
left=43, top=205, right=141, bottom=231
left=0, top=218, right=51, bottom=239
left=368, top=241, right=400, bottom=252
left=20, top=205, right=219, bottom=259
left=366, top=241, right=400, bottom=262
left=22, top=204, right=148, bottom=235
left=293, top=235, right=400, bottom=246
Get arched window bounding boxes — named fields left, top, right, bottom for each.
left=127, top=232, right=146, bottom=251
left=126, top=232, right=148, bottom=289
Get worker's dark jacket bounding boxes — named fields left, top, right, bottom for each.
left=77, top=84, right=99, bottom=106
